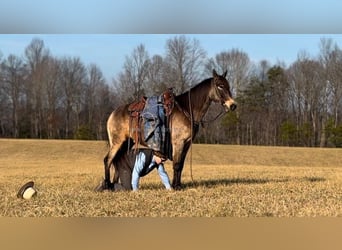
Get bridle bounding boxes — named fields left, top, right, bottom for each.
left=174, top=81, right=229, bottom=126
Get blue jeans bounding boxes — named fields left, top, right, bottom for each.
left=131, top=152, right=171, bottom=191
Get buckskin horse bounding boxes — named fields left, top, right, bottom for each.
left=100, top=69, right=236, bottom=190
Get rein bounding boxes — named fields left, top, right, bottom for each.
left=174, top=95, right=226, bottom=126
left=188, top=91, right=194, bottom=182
left=174, top=87, right=227, bottom=183
left=199, top=108, right=226, bottom=126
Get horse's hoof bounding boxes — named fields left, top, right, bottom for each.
left=94, top=182, right=105, bottom=192
left=173, top=185, right=182, bottom=191
left=94, top=179, right=113, bottom=192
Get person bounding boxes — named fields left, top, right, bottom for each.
left=112, top=148, right=172, bottom=191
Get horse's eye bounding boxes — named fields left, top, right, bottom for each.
left=217, top=85, right=224, bottom=90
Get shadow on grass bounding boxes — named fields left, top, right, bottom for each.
left=302, top=177, right=326, bottom=182
left=182, top=178, right=277, bottom=189
left=140, top=176, right=326, bottom=190
left=181, top=176, right=326, bottom=189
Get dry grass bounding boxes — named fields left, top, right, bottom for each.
left=0, top=139, right=341, bottom=217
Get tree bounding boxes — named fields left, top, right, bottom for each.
left=205, top=48, right=252, bottom=96
left=24, top=38, right=50, bottom=138
left=43, top=56, right=62, bottom=138
left=146, top=54, right=170, bottom=95
left=234, top=60, right=270, bottom=145
left=325, top=118, right=342, bottom=147
left=0, top=52, right=6, bottom=136
left=266, top=65, right=289, bottom=145
left=60, top=57, right=87, bottom=138
left=165, top=35, right=206, bottom=94
left=94, top=83, right=117, bottom=140
left=83, top=63, right=113, bottom=139
left=114, top=44, right=150, bottom=104
left=1, top=54, right=26, bottom=137
left=318, top=38, right=342, bottom=146
left=238, top=75, right=268, bottom=145
left=287, top=52, right=325, bottom=146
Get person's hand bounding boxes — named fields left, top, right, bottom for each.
left=153, top=155, right=163, bottom=165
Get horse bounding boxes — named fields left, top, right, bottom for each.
left=101, top=69, right=237, bottom=190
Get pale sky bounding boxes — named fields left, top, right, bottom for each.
left=1, top=1, right=342, bottom=82
left=1, top=0, right=342, bottom=33
left=1, top=34, right=342, bottom=83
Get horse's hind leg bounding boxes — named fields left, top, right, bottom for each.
left=94, top=152, right=116, bottom=192
left=98, top=153, right=113, bottom=190
left=102, top=138, right=134, bottom=191
left=103, top=148, right=119, bottom=190
left=112, top=168, right=119, bottom=183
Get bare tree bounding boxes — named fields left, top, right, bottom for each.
left=60, top=57, right=87, bottom=138
left=113, top=72, right=134, bottom=104
left=43, top=56, right=62, bottom=138
left=257, top=59, right=271, bottom=83
left=287, top=51, right=325, bottom=146
left=319, top=38, right=342, bottom=126
left=0, top=52, right=5, bottom=136
left=1, top=54, right=26, bottom=137
left=113, top=44, right=150, bottom=104
left=165, top=35, right=206, bottom=94
left=205, top=48, right=251, bottom=95
left=146, top=54, right=170, bottom=95
left=24, top=38, right=50, bottom=138
left=266, top=65, right=290, bottom=145
left=95, top=83, right=116, bottom=140
left=83, top=63, right=107, bottom=139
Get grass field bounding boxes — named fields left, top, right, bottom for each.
left=0, top=139, right=341, bottom=217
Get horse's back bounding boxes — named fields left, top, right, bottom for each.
left=107, top=104, right=130, bottom=147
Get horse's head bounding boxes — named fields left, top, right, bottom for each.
left=210, top=69, right=237, bottom=112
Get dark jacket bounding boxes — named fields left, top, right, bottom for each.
left=113, top=148, right=154, bottom=190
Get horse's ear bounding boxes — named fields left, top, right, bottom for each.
left=222, top=70, right=227, bottom=78
left=212, top=69, right=218, bottom=78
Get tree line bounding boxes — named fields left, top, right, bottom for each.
left=0, top=36, right=341, bottom=147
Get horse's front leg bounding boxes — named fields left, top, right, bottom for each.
left=172, top=162, right=184, bottom=190
left=172, top=141, right=191, bottom=190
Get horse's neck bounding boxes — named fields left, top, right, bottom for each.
left=190, top=92, right=211, bottom=123
left=177, top=81, right=212, bottom=123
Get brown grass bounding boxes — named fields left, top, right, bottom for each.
left=0, top=139, right=341, bottom=217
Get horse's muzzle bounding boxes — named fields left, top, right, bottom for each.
left=223, top=102, right=237, bottom=112
left=230, top=103, right=237, bottom=111
left=223, top=98, right=237, bottom=112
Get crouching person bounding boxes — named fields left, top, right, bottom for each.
left=112, top=148, right=172, bottom=191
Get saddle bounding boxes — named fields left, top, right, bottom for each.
left=128, top=96, right=147, bottom=118
left=162, top=88, right=174, bottom=116
left=127, top=88, right=175, bottom=157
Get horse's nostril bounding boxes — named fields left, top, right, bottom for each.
left=230, top=104, right=237, bottom=111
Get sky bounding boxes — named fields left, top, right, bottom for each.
left=1, top=0, right=342, bottom=33
left=1, top=1, right=342, bottom=82
left=1, top=34, right=342, bottom=83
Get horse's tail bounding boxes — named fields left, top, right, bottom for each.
left=106, top=111, right=115, bottom=148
